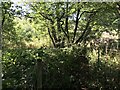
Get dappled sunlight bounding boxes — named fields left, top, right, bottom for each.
left=2, top=1, right=120, bottom=89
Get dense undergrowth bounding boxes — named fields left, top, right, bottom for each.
left=2, top=47, right=120, bottom=89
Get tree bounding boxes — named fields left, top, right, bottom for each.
left=28, top=2, right=119, bottom=48
left=1, top=2, right=120, bottom=89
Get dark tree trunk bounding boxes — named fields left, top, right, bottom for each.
left=0, top=3, right=5, bottom=89
left=36, top=59, right=42, bottom=90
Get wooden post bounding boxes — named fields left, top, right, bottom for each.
left=36, top=59, right=42, bottom=90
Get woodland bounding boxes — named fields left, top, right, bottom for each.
left=1, top=1, right=120, bottom=90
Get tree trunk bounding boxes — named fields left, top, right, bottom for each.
left=0, top=3, right=3, bottom=89
left=36, top=59, right=42, bottom=90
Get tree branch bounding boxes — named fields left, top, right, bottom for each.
left=30, top=3, right=54, bottom=23
left=61, top=21, right=69, bottom=39
left=72, top=8, right=80, bottom=43
left=75, top=11, right=97, bottom=44
left=58, top=8, right=65, bottom=21
left=48, top=28, right=56, bottom=47
left=65, top=2, right=69, bottom=43
left=40, top=12, right=54, bottom=23
left=1, top=6, right=7, bottom=28
left=78, top=10, right=96, bottom=20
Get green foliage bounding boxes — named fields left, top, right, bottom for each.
left=2, top=2, right=120, bottom=90
left=2, top=47, right=120, bottom=89
left=2, top=49, right=36, bottom=88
